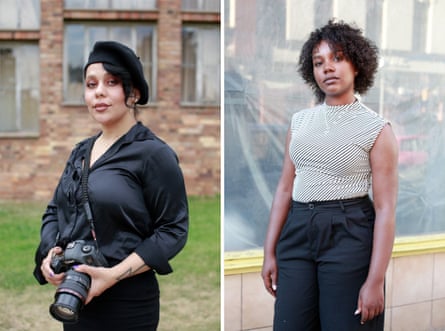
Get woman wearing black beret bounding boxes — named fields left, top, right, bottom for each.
left=34, top=41, right=189, bottom=331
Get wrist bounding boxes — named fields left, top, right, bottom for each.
left=365, top=274, right=385, bottom=287
left=109, top=264, right=127, bottom=283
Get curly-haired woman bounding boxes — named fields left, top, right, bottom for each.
left=261, top=20, right=398, bottom=331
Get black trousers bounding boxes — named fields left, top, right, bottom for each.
left=274, top=196, right=384, bottom=331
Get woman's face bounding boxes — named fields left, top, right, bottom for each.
left=312, top=40, right=357, bottom=105
left=84, top=63, right=136, bottom=127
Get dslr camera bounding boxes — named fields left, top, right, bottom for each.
left=49, top=240, right=108, bottom=323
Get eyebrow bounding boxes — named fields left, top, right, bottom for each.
left=85, top=72, right=116, bottom=80
left=312, top=49, right=344, bottom=58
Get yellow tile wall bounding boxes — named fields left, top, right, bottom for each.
left=225, top=252, right=445, bottom=331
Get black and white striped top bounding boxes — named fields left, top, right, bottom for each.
left=289, top=100, right=387, bottom=203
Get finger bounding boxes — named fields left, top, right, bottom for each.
left=73, top=264, right=89, bottom=275
left=85, top=293, right=94, bottom=305
left=369, top=306, right=382, bottom=321
left=262, top=277, right=275, bottom=297
left=266, top=278, right=276, bottom=297
left=360, top=308, right=369, bottom=324
left=271, top=272, right=277, bottom=292
left=263, top=279, right=272, bottom=294
left=261, top=273, right=271, bottom=288
left=46, top=271, right=65, bottom=286
left=365, top=305, right=382, bottom=322
left=41, top=262, right=54, bottom=282
left=354, top=297, right=361, bottom=316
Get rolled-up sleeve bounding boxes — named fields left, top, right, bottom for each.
left=134, top=145, right=189, bottom=275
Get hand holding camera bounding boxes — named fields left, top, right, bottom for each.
left=41, top=246, right=65, bottom=287
left=49, top=240, right=108, bottom=324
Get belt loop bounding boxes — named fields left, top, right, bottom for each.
left=339, top=200, right=345, bottom=211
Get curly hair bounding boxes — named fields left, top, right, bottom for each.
left=298, top=19, right=379, bottom=103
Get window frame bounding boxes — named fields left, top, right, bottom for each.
left=0, top=42, right=40, bottom=137
left=0, top=0, right=40, bottom=30
left=63, top=22, right=157, bottom=105
left=64, top=0, right=157, bottom=10
left=182, top=0, right=220, bottom=13
left=181, top=24, right=221, bottom=106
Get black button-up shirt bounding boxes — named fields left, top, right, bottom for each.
left=34, top=122, right=188, bottom=284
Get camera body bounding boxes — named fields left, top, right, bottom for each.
left=51, top=240, right=108, bottom=273
left=49, top=240, right=108, bottom=323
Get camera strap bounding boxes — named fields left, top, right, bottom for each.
left=81, top=137, right=100, bottom=251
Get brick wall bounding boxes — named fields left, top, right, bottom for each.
left=0, top=0, right=220, bottom=201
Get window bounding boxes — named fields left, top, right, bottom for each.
left=182, top=0, right=220, bottom=12
left=64, top=24, right=156, bottom=104
left=224, top=0, right=445, bottom=252
left=182, top=25, right=220, bottom=105
left=314, top=0, right=333, bottom=27
left=365, top=0, right=383, bottom=46
left=0, top=0, right=40, bottom=29
left=64, top=0, right=156, bottom=10
left=412, top=0, right=430, bottom=53
left=0, top=44, right=40, bottom=134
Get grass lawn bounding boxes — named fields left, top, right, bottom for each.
left=0, top=196, right=220, bottom=331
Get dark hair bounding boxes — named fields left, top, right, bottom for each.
left=102, top=63, right=139, bottom=113
left=298, top=19, right=379, bottom=103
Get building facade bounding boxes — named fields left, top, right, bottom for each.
left=0, top=0, right=220, bottom=200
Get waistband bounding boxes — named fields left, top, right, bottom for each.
left=292, top=195, right=370, bottom=210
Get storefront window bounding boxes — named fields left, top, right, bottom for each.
left=224, top=0, right=445, bottom=251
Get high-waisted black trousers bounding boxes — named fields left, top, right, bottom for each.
left=274, top=196, right=384, bottom=331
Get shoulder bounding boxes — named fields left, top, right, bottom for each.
left=357, top=102, right=387, bottom=124
left=292, top=104, right=322, bottom=117
left=130, top=124, right=179, bottom=164
left=290, top=104, right=323, bottom=128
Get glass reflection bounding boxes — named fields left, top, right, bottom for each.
left=224, top=0, right=445, bottom=251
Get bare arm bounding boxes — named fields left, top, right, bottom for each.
left=261, top=127, right=296, bottom=296
left=356, top=124, right=398, bottom=323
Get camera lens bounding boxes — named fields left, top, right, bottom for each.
left=49, top=269, right=91, bottom=323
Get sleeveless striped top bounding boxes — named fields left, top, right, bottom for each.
left=289, top=100, right=387, bottom=202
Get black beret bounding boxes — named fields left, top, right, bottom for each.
left=84, top=41, right=149, bottom=105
